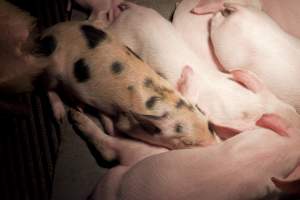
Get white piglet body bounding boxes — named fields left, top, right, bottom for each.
left=210, top=4, right=300, bottom=113
left=119, top=126, right=300, bottom=200
left=70, top=109, right=300, bottom=200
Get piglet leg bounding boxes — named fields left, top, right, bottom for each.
left=69, top=109, right=167, bottom=165
left=69, top=108, right=118, bottom=161
left=48, top=91, right=66, bottom=123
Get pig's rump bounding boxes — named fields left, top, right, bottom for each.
left=261, top=0, right=300, bottom=38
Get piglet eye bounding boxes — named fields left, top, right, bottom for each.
left=175, top=123, right=183, bottom=133
left=221, top=8, right=232, bottom=17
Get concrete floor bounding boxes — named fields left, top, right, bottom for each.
left=51, top=1, right=178, bottom=200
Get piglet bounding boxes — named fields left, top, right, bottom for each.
left=209, top=3, right=300, bottom=113
left=117, top=113, right=300, bottom=200
left=37, top=20, right=215, bottom=149
left=172, top=0, right=261, bottom=72
left=86, top=1, right=300, bottom=139
left=70, top=108, right=300, bottom=200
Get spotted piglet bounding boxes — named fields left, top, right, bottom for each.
left=40, top=20, right=216, bottom=150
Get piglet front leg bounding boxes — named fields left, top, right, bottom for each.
left=48, top=91, right=66, bottom=123
left=69, top=108, right=168, bottom=164
left=69, top=108, right=168, bottom=200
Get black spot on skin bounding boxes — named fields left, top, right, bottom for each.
left=35, top=35, right=57, bottom=56
left=111, top=61, right=124, bottom=74
left=175, top=123, right=183, bottom=133
left=144, top=78, right=154, bottom=88
left=176, top=99, right=186, bottom=109
left=127, top=85, right=134, bottom=91
left=125, top=46, right=142, bottom=61
left=143, top=78, right=173, bottom=97
left=145, top=96, right=160, bottom=109
left=74, top=58, right=90, bottom=82
left=80, top=25, right=107, bottom=49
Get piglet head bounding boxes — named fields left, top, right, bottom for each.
left=125, top=98, right=217, bottom=149
left=37, top=20, right=216, bottom=149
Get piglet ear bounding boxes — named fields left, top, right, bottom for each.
left=229, top=69, right=266, bottom=93
left=256, top=114, right=289, bottom=137
left=271, top=177, right=300, bottom=194
left=176, top=65, right=193, bottom=96
left=191, top=0, right=224, bottom=15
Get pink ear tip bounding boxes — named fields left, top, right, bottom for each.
left=256, top=113, right=289, bottom=137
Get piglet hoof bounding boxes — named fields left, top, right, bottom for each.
left=53, top=103, right=66, bottom=124
left=69, top=108, right=94, bottom=135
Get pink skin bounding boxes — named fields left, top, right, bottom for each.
left=117, top=114, right=300, bottom=200
left=209, top=3, right=300, bottom=113
left=70, top=108, right=300, bottom=200
left=79, top=1, right=300, bottom=139
left=261, top=0, right=300, bottom=38
left=172, top=0, right=261, bottom=73
left=172, top=0, right=224, bottom=72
